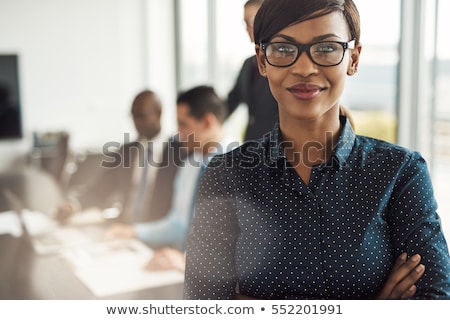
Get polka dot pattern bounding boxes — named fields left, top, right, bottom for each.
left=184, top=118, right=450, bottom=299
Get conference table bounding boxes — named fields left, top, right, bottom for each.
left=0, top=167, right=184, bottom=300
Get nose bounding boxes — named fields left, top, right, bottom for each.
left=291, top=50, right=318, bottom=77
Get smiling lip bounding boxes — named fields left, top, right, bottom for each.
left=288, top=83, right=324, bottom=100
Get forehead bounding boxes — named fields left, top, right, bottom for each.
left=244, top=4, right=260, bottom=18
left=272, top=11, right=349, bottom=42
left=132, top=95, right=158, bottom=114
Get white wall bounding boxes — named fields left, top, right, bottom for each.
left=0, top=0, right=176, bottom=170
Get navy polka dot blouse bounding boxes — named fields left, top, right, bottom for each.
left=184, top=117, right=450, bottom=299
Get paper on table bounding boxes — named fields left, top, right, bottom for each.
left=66, top=207, right=106, bottom=226
left=21, top=209, right=58, bottom=234
left=0, top=211, right=22, bottom=237
left=21, top=210, right=100, bottom=255
left=59, top=239, right=184, bottom=297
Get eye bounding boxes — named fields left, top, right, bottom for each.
left=313, top=42, right=339, bottom=53
left=267, top=43, right=297, bottom=56
left=277, top=45, right=295, bottom=53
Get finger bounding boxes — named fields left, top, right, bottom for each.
left=144, top=260, right=157, bottom=270
left=103, top=231, right=114, bottom=241
left=390, top=252, right=407, bottom=273
left=375, top=254, right=422, bottom=299
left=400, top=285, right=417, bottom=299
left=145, top=261, right=159, bottom=270
left=103, top=228, right=120, bottom=240
left=55, top=206, right=73, bottom=223
left=388, top=254, right=421, bottom=284
left=144, top=255, right=157, bottom=269
left=389, top=264, right=425, bottom=299
left=145, top=255, right=168, bottom=271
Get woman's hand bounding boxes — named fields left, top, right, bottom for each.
left=237, top=252, right=425, bottom=300
left=375, top=253, right=425, bottom=299
left=54, top=201, right=77, bottom=223
left=103, top=223, right=136, bottom=240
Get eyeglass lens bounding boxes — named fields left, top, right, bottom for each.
left=265, top=42, right=347, bottom=67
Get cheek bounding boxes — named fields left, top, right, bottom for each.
left=177, top=127, right=188, bottom=139
left=265, top=69, right=287, bottom=101
left=134, top=120, right=146, bottom=130
left=143, top=120, right=154, bottom=128
left=326, top=66, right=348, bottom=92
left=149, top=115, right=159, bottom=124
left=179, top=126, right=196, bottom=141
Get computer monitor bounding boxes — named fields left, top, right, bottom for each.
left=0, top=54, right=23, bottom=140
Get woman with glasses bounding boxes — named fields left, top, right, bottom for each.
left=184, top=0, right=450, bottom=299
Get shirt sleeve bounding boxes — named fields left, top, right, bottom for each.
left=134, top=209, right=186, bottom=248
left=389, top=151, right=450, bottom=298
left=183, top=159, right=240, bottom=299
left=134, top=162, right=199, bottom=249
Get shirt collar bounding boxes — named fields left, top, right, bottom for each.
left=192, top=134, right=239, bottom=168
left=332, top=115, right=356, bottom=169
left=267, top=122, right=284, bottom=165
left=267, top=115, right=356, bottom=169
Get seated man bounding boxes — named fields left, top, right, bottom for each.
left=105, top=85, right=238, bottom=271
left=57, top=89, right=184, bottom=224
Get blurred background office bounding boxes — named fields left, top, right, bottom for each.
left=0, top=0, right=449, bottom=236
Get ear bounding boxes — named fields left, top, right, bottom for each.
left=156, top=107, right=162, bottom=119
left=255, top=44, right=267, bottom=77
left=347, top=42, right=362, bottom=76
left=202, top=112, right=216, bottom=129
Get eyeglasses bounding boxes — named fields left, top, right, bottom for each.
left=260, top=40, right=355, bottom=67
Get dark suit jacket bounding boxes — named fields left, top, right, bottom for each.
left=73, top=136, right=185, bottom=223
left=227, top=55, right=279, bottom=141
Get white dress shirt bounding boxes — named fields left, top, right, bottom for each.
left=134, top=135, right=238, bottom=249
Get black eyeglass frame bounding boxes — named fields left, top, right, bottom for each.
left=260, top=39, right=356, bottom=68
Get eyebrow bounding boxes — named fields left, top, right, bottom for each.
left=269, top=33, right=343, bottom=43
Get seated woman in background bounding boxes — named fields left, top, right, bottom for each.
left=183, top=0, right=450, bottom=299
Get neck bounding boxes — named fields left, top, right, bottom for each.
left=280, top=109, right=341, bottom=168
left=201, top=127, right=224, bottom=156
left=141, top=128, right=161, bottom=142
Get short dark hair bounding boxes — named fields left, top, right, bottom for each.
left=176, top=85, right=227, bottom=124
left=254, top=0, right=360, bottom=45
left=132, top=89, right=161, bottom=110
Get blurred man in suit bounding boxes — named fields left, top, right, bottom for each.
left=57, top=89, right=183, bottom=224
left=104, top=85, right=238, bottom=271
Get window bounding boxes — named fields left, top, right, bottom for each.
left=343, top=0, right=401, bottom=144
left=176, top=0, right=209, bottom=90
left=176, top=0, right=250, bottom=142
left=430, top=0, right=450, bottom=235
left=176, top=0, right=250, bottom=96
